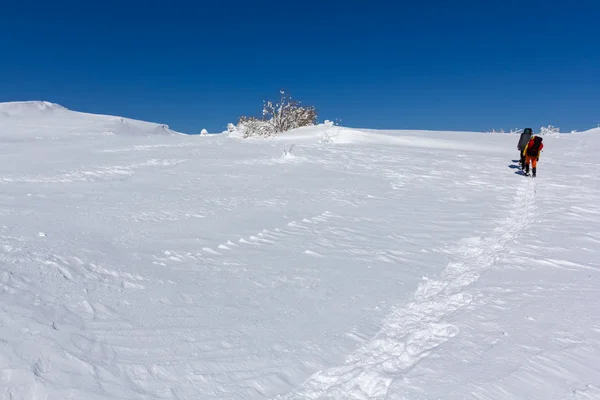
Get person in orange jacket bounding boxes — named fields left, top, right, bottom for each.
left=522, top=135, right=544, bottom=177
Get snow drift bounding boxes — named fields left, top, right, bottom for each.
left=231, top=122, right=505, bottom=154
left=0, top=101, right=186, bottom=137
left=0, top=101, right=68, bottom=117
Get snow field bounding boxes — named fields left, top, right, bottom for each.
left=1, top=103, right=599, bottom=399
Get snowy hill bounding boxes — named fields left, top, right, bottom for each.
left=0, top=101, right=68, bottom=117
left=0, top=101, right=186, bottom=138
left=1, top=113, right=599, bottom=400
left=581, top=126, right=600, bottom=135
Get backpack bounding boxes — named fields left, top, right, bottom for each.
left=518, top=128, right=533, bottom=150
left=527, top=136, right=543, bottom=156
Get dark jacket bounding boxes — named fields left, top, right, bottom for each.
left=517, top=130, right=532, bottom=150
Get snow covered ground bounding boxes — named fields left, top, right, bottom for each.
left=1, top=102, right=599, bottom=399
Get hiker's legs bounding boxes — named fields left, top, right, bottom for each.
left=520, top=153, right=526, bottom=169
left=525, top=156, right=537, bottom=176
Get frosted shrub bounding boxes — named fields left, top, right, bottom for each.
left=231, top=91, right=317, bottom=138
left=540, top=125, right=560, bottom=135
left=236, top=116, right=275, bottom=138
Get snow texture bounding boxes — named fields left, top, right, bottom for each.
left=1, top=102, right=599, bottom=400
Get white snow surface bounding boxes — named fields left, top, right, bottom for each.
left=1, top=106, right=599, bottom=399
left=0, top=101, right=184, bottom=138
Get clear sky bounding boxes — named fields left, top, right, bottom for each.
left=1, top=0, right=598, bottom=133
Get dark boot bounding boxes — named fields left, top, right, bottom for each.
left=532, top=167, right=536, bottom=177
left=525, top=163, right=529, bottom=174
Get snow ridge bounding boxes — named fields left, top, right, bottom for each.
left=278, top=179, right=537, bottom=399
left=0, top=101, right=186, bottom=137
left=0, top=101, right=67, bottom=117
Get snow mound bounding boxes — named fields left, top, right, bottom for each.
left=101, top=117, right=181, bottom=136
left=0, top=101, right=186, bottom=137
left=580, top=127, right=600, bottom=135
left=265, top=124, right=500, bottom=153
left=0, top=101, right=68, bottom=117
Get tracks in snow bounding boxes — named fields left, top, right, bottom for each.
left=277, top=178, right=537, bottom=399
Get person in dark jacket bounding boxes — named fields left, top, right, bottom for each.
left=517, top=128, right=533, bottom=169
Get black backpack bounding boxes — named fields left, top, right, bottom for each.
left=518, top=128, right=533, bottom=150
left=527, top=136, right=543, bottom=156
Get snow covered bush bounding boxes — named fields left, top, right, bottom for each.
left=324, top=119, right=342, bottom=127
left=262, top=91, right=317, bottom=133
left=200, top=129, right=208, bottom=135
left=540, top=125, right=560, bottom=135
left=231, top=91, right=317, bottom=138
left=233, top=116, right=275, bottom=138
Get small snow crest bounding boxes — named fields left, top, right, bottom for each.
left=0, top=101, right=68, bottom=117
left=102, top=118, right=184, bottom=136
left=0, top=102, right=187, bottom=137
left=580, top=127, right=600, bottom=135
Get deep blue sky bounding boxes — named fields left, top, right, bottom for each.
left=1, top=0, right=598, bottom=133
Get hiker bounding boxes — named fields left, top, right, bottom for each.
left=517, top=128, right=533, bottom=169
left=522, top=135, right=544, bottom=177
